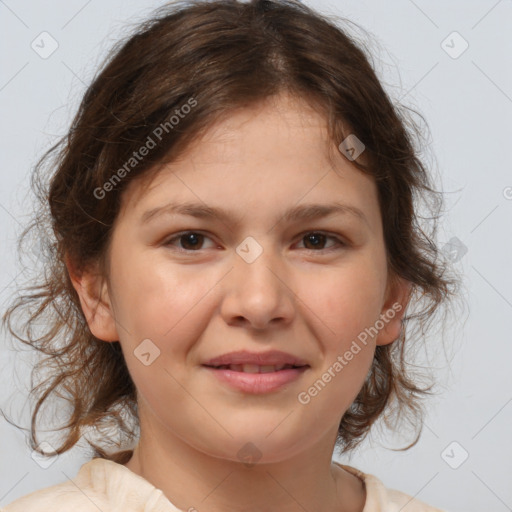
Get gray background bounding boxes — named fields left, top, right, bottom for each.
left=1, top=1, right=511, bottom=511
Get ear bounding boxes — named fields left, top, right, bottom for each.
left=375, top=274, right=413, bottom=347
left=64, top=253, right=119, bottom=342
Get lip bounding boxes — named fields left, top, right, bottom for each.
left=202, top=349, right=309, bottom=367
left=202, top=365, right=309, bottom=394
left=201, top=350, right=310, bottom=394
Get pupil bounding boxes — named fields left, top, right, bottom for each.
left=305, top=233, right=325, bottom=249
left=182, top=233, right=202, bottom=250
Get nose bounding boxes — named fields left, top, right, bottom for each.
left=219, top=244, right=295, bottom=331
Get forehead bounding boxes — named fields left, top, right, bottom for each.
left=118, top=93, right=379, bottom=228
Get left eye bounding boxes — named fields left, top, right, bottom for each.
left=295, top=232, right=343, bottom=251
left=162, top=231, right=344, bottom=252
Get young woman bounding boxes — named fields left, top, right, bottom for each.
left=2, top=0, right=458, bottom=510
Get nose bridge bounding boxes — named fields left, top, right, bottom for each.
left=235, top=235, right=283, bottom=296
left=221, top=235, right=294, bottom=328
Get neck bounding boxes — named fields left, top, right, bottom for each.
left=123, top=428, right=365, bottom=512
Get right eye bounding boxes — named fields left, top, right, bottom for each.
left=162, top=231, right=217, bottom=252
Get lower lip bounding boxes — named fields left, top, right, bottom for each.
left=202, top=365, right=309, bottom=394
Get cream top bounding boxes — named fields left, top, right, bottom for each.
left=2, top=457, right=446, bottom=511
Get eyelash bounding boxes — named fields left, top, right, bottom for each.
left=162, top=231, right=346, bottom=254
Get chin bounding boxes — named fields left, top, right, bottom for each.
left=194, top=428, right=309, bottom=466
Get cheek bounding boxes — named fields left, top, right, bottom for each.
left=110, top=252, right=214, bottom=345
left=295, top=277, right=378, bottom=420
left=298, top=261, right=385, bottom=347
left=293, top=260, right=383, bottom=403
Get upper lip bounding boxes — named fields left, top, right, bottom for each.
left=202, top=350, right=309, bottom=367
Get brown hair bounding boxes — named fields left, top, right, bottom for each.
left=2, top=0, right=461, bottom=464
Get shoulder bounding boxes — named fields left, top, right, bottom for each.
left=1, top=480, right=107, bottom=512
left=1, top=457, right=144, bottom=512
left=2, top=457, right=176, bottom=512
left=2, top=459, right=111, bottom=512
left=336, top=462, right=448, bottom=512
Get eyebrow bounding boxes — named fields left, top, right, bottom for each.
left=140, top=200, right=369, bottom=227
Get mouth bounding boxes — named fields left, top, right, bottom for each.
left=201, top=355, right=310, bottom=393
left=201, top=350, right=310, bottom=393
left=202, top=363, right=308, bottom=373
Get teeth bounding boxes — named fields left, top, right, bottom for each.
left=242, top=364, right=260, bottom=373
left=215, top=364, right=297, bottom=372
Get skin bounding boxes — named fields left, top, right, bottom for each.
left=68, top=92, right=411, bottom=512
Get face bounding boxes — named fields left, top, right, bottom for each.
left=72, top=92, right=409, bottom=464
